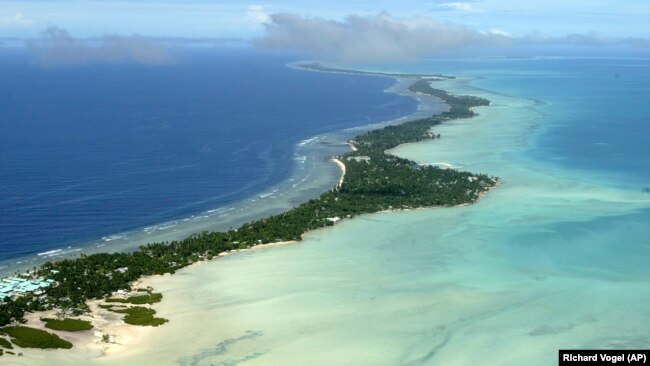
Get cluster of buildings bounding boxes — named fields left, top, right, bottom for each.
left=0, top=277, right=55, bottom=301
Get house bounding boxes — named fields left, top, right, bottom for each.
left=114, top=289, right=129, bottom=297
left=346, top=156, right=371, bottom=163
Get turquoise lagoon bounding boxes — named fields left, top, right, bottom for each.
left=29, top=58, right=650, bottom=365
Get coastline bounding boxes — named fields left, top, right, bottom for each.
left=2, top=61, right=500, bottom=363
left=331, top=158, right=346, bottom=189
left=49, top=63, right=650, bottom=366
left=16, top=239, right=303, bottom=361
left=10, top=60, right=650, bottom=366
left=0, top=68, right=447, bottom=278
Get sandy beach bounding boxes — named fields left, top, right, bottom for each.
left=14, top=299, right=157, bottom=364
left=218, top=240, right=298, bottom=257
left=12, top=239, right=302, bottom=365
left=331, top=158, right=346, bottom=189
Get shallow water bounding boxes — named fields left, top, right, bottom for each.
left=22, top=60, right=650, bottom=365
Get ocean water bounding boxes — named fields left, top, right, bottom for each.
left=356, top=57, right=650, bottom=188
left=16, top=57, right=650, bottom=365
left=0, top=49, right=419, bottom=268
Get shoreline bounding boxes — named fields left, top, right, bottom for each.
left=331, top=158, right=347, bottom=189
left=61, top=175, right=504, bottom=360
left=15, top=59, right=650, bottom=366
left=15, top=238, right=301, bottom=360
left=0, top=68, right=446, bottom=278
left=0, top=68, right=447, bottom=277
left=0, top=61, right=500, bottom=362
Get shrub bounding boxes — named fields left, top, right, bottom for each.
left=42, top=318, right=93, bottom=332
left=2, top=326, right=72, bottom=349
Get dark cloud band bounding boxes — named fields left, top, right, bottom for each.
left=26, top=26, right=175, bottom=67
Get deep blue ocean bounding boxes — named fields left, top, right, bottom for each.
left=356, top=57, right=650, bottom=187
left=0, top=48, right=417, bottom=262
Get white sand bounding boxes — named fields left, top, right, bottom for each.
left=218, top=240, right=298, bottom=257
left=331, top=158, right=346, bottom=188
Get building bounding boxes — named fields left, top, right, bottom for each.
left=346, top=156, right=371, bottom=163
left=0, top=277, right=55, bottom=301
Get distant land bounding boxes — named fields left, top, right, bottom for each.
left=297, top=62, right=456, bottom=80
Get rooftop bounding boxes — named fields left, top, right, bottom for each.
left=0, top=277, right=55, bottom=298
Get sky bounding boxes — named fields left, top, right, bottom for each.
left=1, top=0, right=649, bottom=64
left=0, top=0, right=649, bottom=40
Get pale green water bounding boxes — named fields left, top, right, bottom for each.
left=23, top=69, right=650, bottom=366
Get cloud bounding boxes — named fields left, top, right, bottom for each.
left=435, top=2, right=482, bottom=13
left=0, top=13, right=34, bottom=28
left=563, top=32, right=650, bottom=48
left=485, top=29, right=513, bottom=37
left=255, top=12, right=510, bottom=62
left=26, top=26, right=175, bottom=67
left=255, top=12, right=650, bottom=62
left=247, top=5, right=270, bottom=24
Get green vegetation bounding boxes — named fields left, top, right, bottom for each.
left=2, top=326, right=72, bottom=349
left=42, top=318, right=93, bottom=332
left=100, top=303, right=167, bottom=326
left=0, top=296, right=43, bottom=328
left=408, top=79, right=489, bottom=109
left=109, top=307, right=168, bottom=327
left=106, top=293, right=162, bottom=305
left=0, top=337, right=12, bottom=349
left=0, top=76, right=497, bottom=341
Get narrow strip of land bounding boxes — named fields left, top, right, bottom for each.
left=0, top=67, right=499, bottom=354
left=297, top=62, right=456, bottom=80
